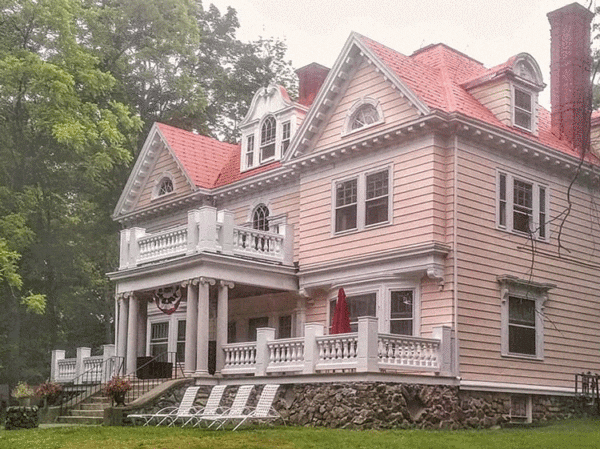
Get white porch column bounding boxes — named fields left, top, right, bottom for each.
left=185, top=280, right=198, bottom=374
left=294, top=297, right=307, bottom=337
left=116, top=295, right=129, bottom=375
left=195, top=278, right=213, bottom=376
left=215, top=281, right=234, bottom=375
left=126, top=294, right=139, bottom=375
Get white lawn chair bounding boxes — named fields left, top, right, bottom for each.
left=230, top=384, right=281, bottom=430
left=129, top=385, right=226, bottom=427
left=196, top=385, right=254, bottom=429
left=182, top=384, right=228, bottom=427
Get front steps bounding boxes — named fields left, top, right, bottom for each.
left=56, top=380, right=156, bottom=425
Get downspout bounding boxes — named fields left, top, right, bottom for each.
left=453, top=134, right=460, bottom=377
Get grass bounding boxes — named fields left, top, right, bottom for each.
left=0, top=419, right=599, bottom=449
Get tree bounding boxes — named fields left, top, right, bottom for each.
left=0, top=0, right=140, bottom=385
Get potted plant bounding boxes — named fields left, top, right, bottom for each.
left=104, top=376, right=131, bottom=407
left=35, top=381, right=63, bottom=407
left=12, top=382, right=35, bottom=407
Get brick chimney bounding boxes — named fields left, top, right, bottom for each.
left=547, top=3, right=594, bottom=152
left=295, top=63, right=330, bottom=107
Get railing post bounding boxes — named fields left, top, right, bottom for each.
left=255, top=327, right=276, bottom=376
left=281, top=223, right=294, bottom=265
left=357, top=316, right=379, bottom=373
left=189, top=206, right=217, bottom=252
left=218, top=209, right=234, bottom=255
left=102, top=344, right=116, bottom=383
left=432, top=325, right=454, bottom=376
left=303, top=323, right=324, bottom=374
left=119, top=228, right=145, bottom=269
left=75, top=347, right=91, bottom=384
left=51, top=349, right=65, bottom=382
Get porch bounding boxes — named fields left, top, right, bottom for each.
left=51, top=318, right=455, bottom=384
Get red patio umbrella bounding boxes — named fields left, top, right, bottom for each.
left=331, top=288, right=351, bottom=334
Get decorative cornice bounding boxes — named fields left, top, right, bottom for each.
left=219, top=280, right=235, bottom=289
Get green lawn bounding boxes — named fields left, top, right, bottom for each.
left=0, top=419, right=599, bottom=449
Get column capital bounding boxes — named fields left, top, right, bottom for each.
left=199, top=277, right=216, bottom=286
left=219, top=280, right=235, bottom=289
left=117, top=291, right=135, bottom=301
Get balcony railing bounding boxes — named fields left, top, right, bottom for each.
left=221, top=318, right=454, bottom=377
left=119, top=206, right=294, bottom=269
left=52, top=345, right=117, bottom=384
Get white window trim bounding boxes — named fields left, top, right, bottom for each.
left=332, top=166, right=392, bottom=235
left=498, top=275, right=554, bottom=361
left=511, top=84, right=537, bottom=133
left=242, top=132, right=256, bottom=171
left=496, top=170, right=549, bottom=241
left=259, top=115, right=277, bottom=164
left=342, top=97, right=384, bottom=137
left=152, top=173, right=176, bottom=200
left=327, top=281, right=420, bottom=335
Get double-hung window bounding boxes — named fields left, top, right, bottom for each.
left=329, top=293, right=376, bottom=333
left=260, top=116, right=276, bottom=162
left=281, top=121, right=291, bottom=152
left=334, top=168, right=391, bottom=234
left=497, top=171, right=548, bottom=240
left=245, top=134, right=255, bottom=168
left=514, top=88, right=533, bottom=131
left=498, top=275, right=553, bottom=360
left=390, top=290, right=414, bottom=335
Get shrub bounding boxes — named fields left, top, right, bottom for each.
left=11, top=382, right=34, bottom=399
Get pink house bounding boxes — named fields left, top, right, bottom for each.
left=52, top=3, right=600, bottom=426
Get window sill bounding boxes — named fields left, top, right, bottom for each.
left=332, top=220, right=392, bottom=238
left=501, top=353, right=544, bottom=362
left=341, top=119, right=384, bottom=138
left=152, top=191, right=177, bottom=201
left=496, top=226, right=549, bottom=244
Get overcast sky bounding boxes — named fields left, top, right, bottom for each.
left=207, top=0, right=596, bottom=108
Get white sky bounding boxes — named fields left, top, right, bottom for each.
left=207, top=0, right=596, bottom=108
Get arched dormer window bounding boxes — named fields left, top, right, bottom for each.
left=154, top=175, right=175, bottom=199
left=252, top=204, right=270, bottom=231
left=260, top=116, right=277, bottom=162
left=344, top=98, right=384, bottom=135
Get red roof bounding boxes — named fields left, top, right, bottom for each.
left=155, top=35, right=597, bottom=190
left=359, top=35, right=595, bottom=162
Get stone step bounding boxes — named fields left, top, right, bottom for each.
left=70, top=408, right=104, bottom=418
left=80, top=402, right=110, bottom=410
left=57, top=415, right=103, bottom=425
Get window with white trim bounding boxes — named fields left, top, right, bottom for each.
left=260, top=116, right=276, bottom=162
left=498, top=275, right=554, bottom=359
left=328, top=285, right=418, bottom=335
left=176, top=320, right=186, bottom=363
left=281, top=121, right=291, bottom=152
left=154, top=176, right=174, bottom=198
left=344, top=98, right=384, bottom=135
left=150, top=322, right=169, bottom=360
left=513, top=88, right=533, bottom=131
left=497, top=171, right=548, bottom=240
left=334, top=168, right=391, bottom=234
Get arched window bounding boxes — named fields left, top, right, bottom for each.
left=350, top=104, right=380, bottom=130
left=252, top=204, right=270, bottom=231
left=260, top=116, right=276, bottom=161
left=157, top=177, right=174, bottom=196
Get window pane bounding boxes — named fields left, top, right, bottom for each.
left=390, top=290, right=413, bottom=336
left=509, top=297, right=535, bottom=326
left=515, top=90, right=531, bottom=111
left=279, top=315, right=292, bottom=339
left=177, top=321, right=186, bottom=341
left=351, top=104, right=379, bottom=130
left=252, top=204, right=270, bottom=231
left=345, top=293, right=376, bottom=332
left=151, top=322, right=169, bottom=341
left=513, top=180, right=533, bottom=233
left=366, top=171, right=388, bottom=199
left=539, top=187, right=546, bottom=239
left=246, top=135, right=254, bottom=167
left=336, top=179, right=357, bottom=232
left=336, top=179, right=357, bottom=207
left=228, top=321, right=237, bottom=344
left=365, top=197, right=388, bottom=226
left=336, top=205, right=357, bottom=232
left=515, top=110, right=531, bottom=129
left=499, top=173, right=507, bottom=227
left=509, top=325, right=536, bottom=355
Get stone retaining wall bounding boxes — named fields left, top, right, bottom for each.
left=124, top=381, right=593, bottom=429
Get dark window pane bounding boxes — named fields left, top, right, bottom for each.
left=509, top=325, right=536, bottom=355
left=365, top=197, right=388, bottom=225
left=248, top=317, right=269, bottom=341
left=390, top=320, right=413, bottom=336
left=345, top=293, right=376, bottom=332
left=279, top=315, right=292, bottom=339
left=336, top=205, right=357, bottom=232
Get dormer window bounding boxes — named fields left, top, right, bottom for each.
left=246, top=135, right=255, bottom=168
left=514, top=88, right=532, bottom=131
left=260, top=116, right=276, bottom=162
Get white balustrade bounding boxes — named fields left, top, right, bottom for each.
left=221, top=342, right=257, bottom=375
left=82, top=356, right=105, bottom=383
left=51, top=345, right=117, bottom=384
left=120, top=207, right=293, bottom=268
left=315, top=334, right=359, bottom=371
left=56, top=359, right=76, bottom=382
left=377, top=334, right=440, bottom=371
left=266, top=338, right=305, bottom=373
left=232, top=226, right=285, bottom=261
left=137, top=226, right=187, bottom=263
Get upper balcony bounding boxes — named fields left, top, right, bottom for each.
left=118, top=206, right=294, bottom=270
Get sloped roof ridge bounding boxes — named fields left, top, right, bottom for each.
left=411, top=43, right=484, bottom=67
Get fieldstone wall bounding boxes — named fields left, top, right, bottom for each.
left=123, top=381, right=592, bottom=429
left=4, top=406, right=39, bottom=430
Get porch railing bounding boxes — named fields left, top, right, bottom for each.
left=52, top=345, right=117, bottom=384
left=119, top=206, right=294, bottom=269
left=575, top=372, right=600, bottom=413
left=221, top=318, right=454, bottom=377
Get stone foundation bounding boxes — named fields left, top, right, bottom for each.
left=124, top=381, right=593, bottom=429
left=4, top=406, right=39, bottom=430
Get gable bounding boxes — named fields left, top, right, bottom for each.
left=312, top=60, right=421, bottom=153
left=135, top=144, right=195, bottom=211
